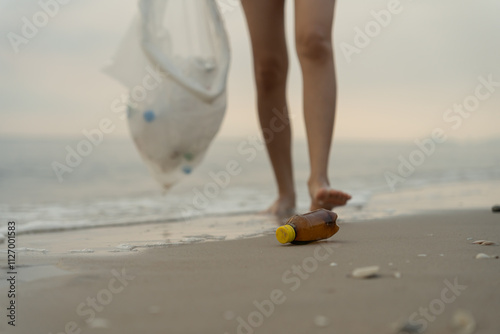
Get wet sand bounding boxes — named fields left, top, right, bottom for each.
left=1, top=209, right=499, bottom=334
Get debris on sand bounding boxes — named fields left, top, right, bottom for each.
left=492, top=205, right=500, bottom=213
left=314, top=315, right=330, bottom=327
left=472, top=240, right=495, bottom=245
left=475, top=253, right=499, bottom=259
left=396, top=321, right=424, bottom=334
left=88, top=318, right=110, bottom=329
left=350, top=265, right=380, bottom=279
left=451, top=310, right=476, bottom=334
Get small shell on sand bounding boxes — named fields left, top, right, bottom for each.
left=88, top=318, right=110, bottom=329
left=351, top=265, right=380, bottom=279
left=451, top=310, right=476, bottom=334
left=314, top=315, right=330, bottom=327
left=393, top=272, right=401, bottom=279
left=329, top=262, right=338, bottom=267
left=472, top=240, right=495, bottom=245
left=475, top=253, right=491, bottom=259
left=396, top=321, right=423, bottom=333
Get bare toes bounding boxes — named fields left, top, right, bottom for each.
left=310, top=187, right=351, bottom=211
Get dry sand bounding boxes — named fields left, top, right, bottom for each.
left=1, top=209, right=499, bottom=334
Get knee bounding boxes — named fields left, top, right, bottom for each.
left=254, top=55, right=288, bottom=93
left=296, top=28, right=333, bottom=62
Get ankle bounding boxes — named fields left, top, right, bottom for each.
left=307, top=177, right=329, bottom=190
left=277, top=192, right=296, bottom=204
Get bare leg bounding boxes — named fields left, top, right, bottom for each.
left=241, top=0, right=296, bottom=218
left=295, top=0, right=351, bottom=210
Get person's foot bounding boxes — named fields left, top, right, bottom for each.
left=309, top=181, right=351, bottom=211
left=261, top=195, right=296, bottom=220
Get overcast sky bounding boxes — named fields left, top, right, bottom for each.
left=1, top=0, right=499, bottom=142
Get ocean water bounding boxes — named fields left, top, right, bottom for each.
left=0, top=135, right=499, bottom=239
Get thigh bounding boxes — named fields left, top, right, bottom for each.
left=241, top=0, right=288, bottom=60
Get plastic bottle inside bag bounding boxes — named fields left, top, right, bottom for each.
left=104, top=0, right=230, bottom=189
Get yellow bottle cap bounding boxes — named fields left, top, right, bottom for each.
left=276, top=225, right=296, bottom=244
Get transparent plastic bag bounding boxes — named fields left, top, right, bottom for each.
left=105, top=0, right=230, bottom=189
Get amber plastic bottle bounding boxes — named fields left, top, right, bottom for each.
left=276, top=209, right=339, bottom=244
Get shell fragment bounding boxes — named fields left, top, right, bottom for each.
left=351, top=265, right=380, bottom=279
left=472, top=240, right=495, bottom=245
left=475, top=253, right=491, bottom=259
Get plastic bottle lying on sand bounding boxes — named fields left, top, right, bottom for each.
left=276, top=209, right=339, bottom=244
